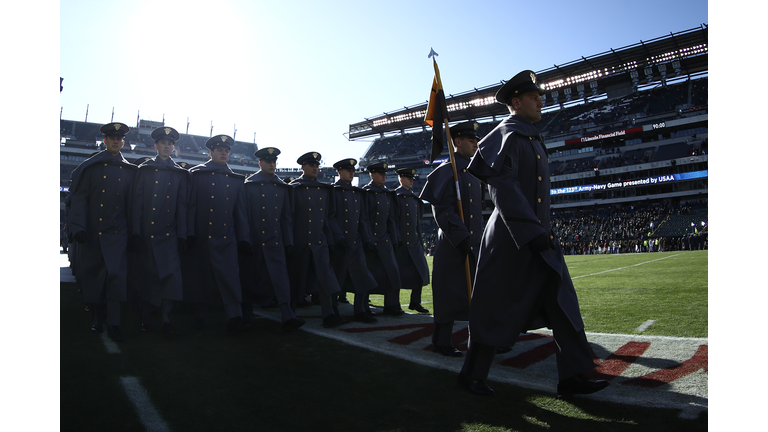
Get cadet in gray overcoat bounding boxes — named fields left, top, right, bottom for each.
left=362, top=163, right=405, bottom=316
left=458, top=70, right=608, bottom=398
left=330, top=158, right=379, bottom=323
left=239, top=147, right=305, bottom=332
left=130, top=127, right=188, bottom=336
left=419, top=121, right=484, bottom=357
left=288, top=152, right=344, bottom=327
left=394, top=167, right=430, bottom=314
left=185, top=135, right=251, bottom=335
left=69, top=122, right=137, bottom=341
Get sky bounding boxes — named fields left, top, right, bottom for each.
left=57, top=0, right=710, bottom=167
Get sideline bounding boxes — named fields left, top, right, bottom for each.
left=254, top=306, right=708, bottom=419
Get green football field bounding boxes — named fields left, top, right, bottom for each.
left=60, top=251, right=708, bottom=431
left=385, top=250, right=707, bottom=338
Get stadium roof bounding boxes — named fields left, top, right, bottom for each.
left=348, top=25, right=708, bottom=139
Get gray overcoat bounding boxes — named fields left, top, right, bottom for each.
left=466, top=114, right=585, bottom=347
left=419, top=153, right=483, bottom=322
left=239, top=171, right=294, bottom=306
left=394, top=186, right=429, bottom=289
left=69, top=150, right=137, bottom=304
left=362, top=181, right=401, bottom=296
left=288, top=176, right=341, bottom=297
left=184, top=160, right=249, bottom=307
left=330, top=180, right=378, bottom=294
left=131, top=156, right=189, bottom=307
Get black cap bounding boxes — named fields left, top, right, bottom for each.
left=367, top=162, right=388, bottom=174
left=283, top=176, right=296, bottom=183
left=205, top=134, right=233, bottom=150
left=177, top=161, right=191, bottom=170
left=495, top=70, right=545, bottom=105
left=396, top=167, right=418, bottom=179
left=450, top=121, right=480, bottom=140
left=151, top=126, right=180, bottom=143
left=297, top=151, right=322, bottom=165
left=254, top=147, right=280, bottom=161
left=100, top=122, right=130, bottom=137
left=333, top=158, right=357, bottom=170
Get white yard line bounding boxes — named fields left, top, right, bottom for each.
left=120, top=376, right=171, bottom=432
left=635, top=319, right=656, bottom=332
left=572, top=253, right=682, bottom=279
left=100, top=333, right=121, bottom=354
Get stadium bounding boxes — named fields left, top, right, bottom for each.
left=59, top=25, right=709, bottom=432
left=60, top=26, right=708, bottom=256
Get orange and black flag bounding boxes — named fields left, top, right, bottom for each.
left=424, top=50, right=449, bottom=163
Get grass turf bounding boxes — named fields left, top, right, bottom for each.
left=61, top=251, right=708, bottom=431
left=379, top=250, right=707, bottom=338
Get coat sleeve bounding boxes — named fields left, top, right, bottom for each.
left=429, top=168, right=469, bottom=248
left=176, top=171, right=189, bottom=240
left=324, top=187, right=339, bottom=247
left=126, top=166, right=137, bottom=237
left=388, top=192, right=400, bottom=244
left=130, top=168, right=145, bottom=237
left=187, top=174, right=197, bottom=238
left=328, top=188, right=344, bottom=245
left=358, top=191, right=373, bottom=245
left=480, top=135, right=545, bottom=249
left=282, top=187, right=293, bottom=248
left=234, top=182, right=250, bottom=244
left=416, top=196, right=424, bottom=252
left=69, top=166, right=91, bottom=236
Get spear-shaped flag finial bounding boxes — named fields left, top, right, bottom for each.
left=428, top=47, right=438, bottom=59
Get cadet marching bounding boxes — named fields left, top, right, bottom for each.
left=67, top=70, right=611, bottom=399
left=66, top=123, right=433, bottom=341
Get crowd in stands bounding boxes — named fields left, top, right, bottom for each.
left=364, top=133, right=429, bottom=165
left=552, top=199, right=707, bottom=255
left=419, top=199, right=708, bottom=256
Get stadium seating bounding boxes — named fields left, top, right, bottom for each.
left=361, top=78, right=708, bottom=177
left=550, top=200, right=707, bottom=255
left=652, top=203, right=708, bottom=238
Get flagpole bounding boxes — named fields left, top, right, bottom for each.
left=432, top=57, right=474, bottom=306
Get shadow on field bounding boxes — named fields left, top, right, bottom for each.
left=61, top=282, right=706, bottom=432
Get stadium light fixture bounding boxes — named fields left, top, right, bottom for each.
left=646, top=44, right=707, bottom=68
